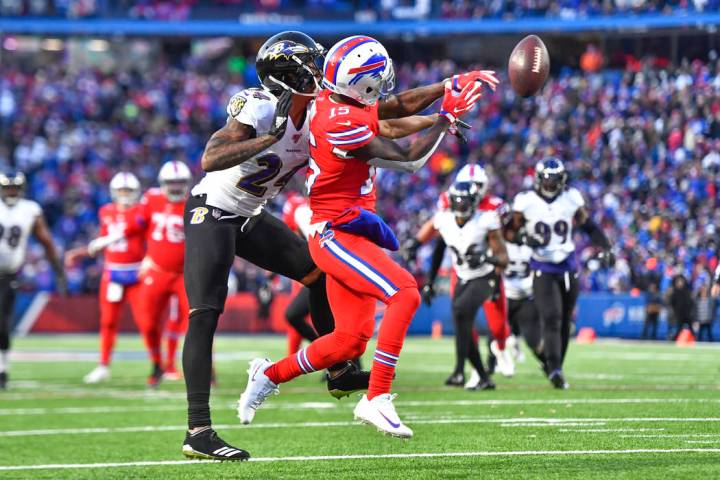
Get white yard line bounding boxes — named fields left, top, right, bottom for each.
left=4, top=417, right=720, bottom=438
left=1, top=448, right=720, bottom=472
left=559, top=428, right=666, bottom=433
left=620, top=434, right=720, bottom=439
left=2, top=397, right=719, bottom=416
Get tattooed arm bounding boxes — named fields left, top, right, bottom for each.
left=200, top=120, right=278, bottom=172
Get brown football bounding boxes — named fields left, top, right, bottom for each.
left=508, top=35, right=550, bottom=97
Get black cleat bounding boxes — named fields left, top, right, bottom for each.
left=147, top=364, right=164, bottom=389
left=444, top=373, right=465, bottom=387
left=327, top=363, right=370, bottom=399
left=0, top=371, right=6, bottom=390
left=548, top=369, right=569, bottom=390
left=468, top=379, right=496, bottom=391
left=182, top=428, right=250, bottom=461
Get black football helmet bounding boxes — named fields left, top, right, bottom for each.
left=448, top=181, right=480, bottom=220
left=0, top=171, right=26, bottom=207
left=534, top=157, right=567, bottom=199
left=256, top=31, right=325, bottom=96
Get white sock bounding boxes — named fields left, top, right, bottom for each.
left=0, top=350, right=8, bottom=373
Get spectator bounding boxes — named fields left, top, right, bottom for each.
left=695, top=283, right=716, bottom=341
left=668, top=275, right=696, bottom=340
left=643, top=282, right=662, bottom=340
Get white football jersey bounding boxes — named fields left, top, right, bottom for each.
left=504, top=242, right=533, bottom=300
left=0, top=198, right=42, bottom=274
left=192, top=88, right=310, bottom=217
left=512, top=188, right=584, bottom=264
left=433, top=209, right=501, bottom=281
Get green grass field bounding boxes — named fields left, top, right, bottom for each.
left=1, top=334, right=719, bottom=479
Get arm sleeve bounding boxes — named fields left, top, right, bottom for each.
left=578, top=218, right=611, bottom=250
left=427, top=236, right=446, bottom=286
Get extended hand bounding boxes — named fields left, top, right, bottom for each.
left=440, top=81, right=484, bottom=124
left=269, top=89, right=293, bottom=139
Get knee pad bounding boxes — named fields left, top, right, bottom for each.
left=389, top=287, right=421, bottom=313
left=334, top=330, right=369, bottom=359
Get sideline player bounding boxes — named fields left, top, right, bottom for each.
left=405, top=164, right=514, bottom=376
left=181, top=31, right=492, bottom=457
left=134, top=161, right=193, bottom=386
left=237, top=35, right=492, bottom=439
left=421, top=181, right=508, bottom=390
left=510, top=157, right=613, bottom=389
left=0, top=171, right=65, bottom=389
left=66, top=172, right=147, bottom=384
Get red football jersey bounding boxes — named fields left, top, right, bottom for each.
left=437, top=191, right=507, bottom=215
left=307, top=90, right=380, bottom=223
left=98, top=203, right=146, bottom=267
left=282, top=192, right=308, bottom=234
left=139, top=188, right=186, bottom=273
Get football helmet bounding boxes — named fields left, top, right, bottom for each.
left=256, top=31, right=325, bottom=96
left=534, top=157, right=567, bottom=199
left=158, top=161, right=192, bottom=203
left=0, top=171, right=26, bottom=207
left=455, top=164, right=489, bottom=199
left=109, top=172, right=141, bottom=207
left=448, top=181, right=480, bottom=220
left=323, top=35, right=395, bottom=106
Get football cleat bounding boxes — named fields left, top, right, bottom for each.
left=237, top=358, right=278, bottom=424
left=444, top=372, right=465, bottom=387
left=507, top=334, right=526, bottom=363
left=548, top=369, right=569, bottom=390
left=490, top=340, right=515, bottom=377
left=182, top=427, right=250, bottom=461
left=327, top=363, right=370, bottom=399
left=0, top=371, right=7, bottom=390
left=83, top=365, right=110, bottom=384
left=467, top=378, right=496, bottom=391
left=163, top=365, right=182, bottom=381
left=354, top=393, right=413, bottom=438
left=464, top=369, right=481, bottom=390
left=147, top=364, right=164, bottom=389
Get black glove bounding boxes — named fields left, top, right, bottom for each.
left=268, top=89, right=293, bottom=139
left=401, top=238, right=421, bottom=265
left=421, top=283, right=435, bottom=306
left=519, top=230, right=544, bottom=248
left=465, top=250, right=487, bottom=269
left=449, top=119, right=471, bottom=143
left=597, top=250, right=616, bottom=268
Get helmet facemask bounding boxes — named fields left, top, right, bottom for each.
left=111, top=187, right=140, bottom=207
left=0, top=173, right=25, bottom=207
left=535, top=158, right=567, bottom=199
left=449, top=182, right=479, bottom=220
left=161, top=179, right=190, bottom=203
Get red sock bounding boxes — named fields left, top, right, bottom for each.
left=100, top=322, right=117, bottom=366
left=287, top=329, right=303, bottom=356
left=484, top=287, right=509, bottom=349
left=164, top=319, right=185, bottom=368
left=266, top=331, right=367, bottom=385
left=367, top=288, right=420, bottom=399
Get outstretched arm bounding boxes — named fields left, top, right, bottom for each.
left=378, top=114, right=438, bottom=139
left=378, top=83, right=445, bottom=120
left=575, top=207, right=611, bottom=250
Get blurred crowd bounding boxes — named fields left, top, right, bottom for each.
left=1, top=50, right=720, bottom=296
left=1, top=0, right=716, bottom=19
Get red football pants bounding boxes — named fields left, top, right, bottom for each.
left=136, top=266, right=189, bottom=366
left=98, top=273, right=143, bottom=366
left=265, top=229, right=420, bottom=399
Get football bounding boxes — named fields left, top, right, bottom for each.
left=508, top=34, right=550, bottom=97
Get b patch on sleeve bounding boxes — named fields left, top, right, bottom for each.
left=227, top=93, right=247, bottom=118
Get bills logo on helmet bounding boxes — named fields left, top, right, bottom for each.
left=348, top=54, right=387, bottom=85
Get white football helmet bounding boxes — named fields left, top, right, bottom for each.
left=158, top=161, right=192, bottom=203
left=322, top=35, right=395, bottom=106
left=109, top=172, right=141, bottom=207
left=455, top=164, right=489, bottom=199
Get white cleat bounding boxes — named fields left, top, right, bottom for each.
left=236, top=358, right=278, bottom=424
left=464, top=368, right=481, bottom=390
left=83, top=365, right=110, bottom=384
left=491, top=340, right=515, bottom=377
left=507, top=334, right=526, bottom=364
left=353, top=393, right=413, bottom=438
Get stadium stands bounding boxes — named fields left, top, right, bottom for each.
left=2, top=49, right=718, bottom=294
